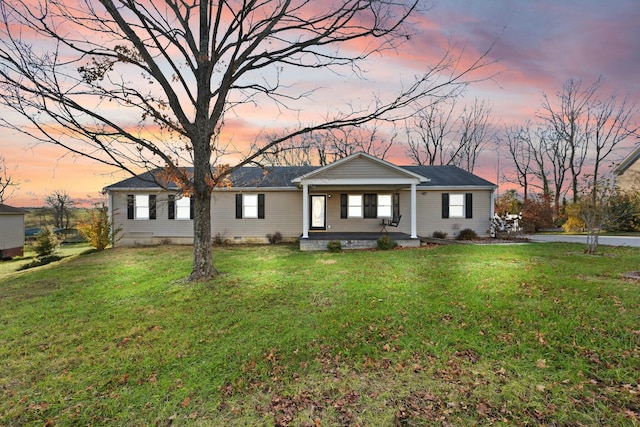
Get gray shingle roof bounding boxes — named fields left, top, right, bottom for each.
left=0, top=204, right=27, bottom=214
left=103, top=166, right=318, bottom=190
left=403, top=165, right=496, bottom=188
left=104, top=164, right=495, bottom=190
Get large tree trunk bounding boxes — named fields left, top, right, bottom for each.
left=190, top=129, right=217, bottom=280
left=190, top=187, right=217, bottom=280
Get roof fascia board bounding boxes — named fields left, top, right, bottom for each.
left=104, top=187, right=165, bottom=192
left=213, top=187, right=299, bottom=192
left=614, top=145, right=640, bottom=174
left=419, top=185, right=497, bottom=191
left=303, top=178, right=423, bottom=186
left=106, top=186, right=300, bottom=192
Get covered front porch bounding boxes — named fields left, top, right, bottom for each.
left=292, top=153, right=429, bottom=250
left=299, top=232, right=421, bottom=251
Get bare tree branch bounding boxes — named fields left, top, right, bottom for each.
left=0, top=154, right=19, bottom=203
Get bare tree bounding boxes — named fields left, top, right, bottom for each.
left=252, top=134, right=317, bottom=167
left=0, top=154, right=18, bottom=203
left=317, top=122, right=397, bottom=165
left=45, top=190, right=75, bottom=229
left=586, top=94, right=638, bottom=202
left=503, top=122, right=571, bottom=213
left=573, top=175, right=628, bottom=254
left=405, top=97, right=493, bottom=172
left=258, top=121, right=397, bottom=166
left=405, top=98, right=458, bottom=166
left=0, top=0, right=492, bottom=280
left=503, top=122, right=534, bottom=202
left=454, top=98, right=493, bottom=173
left=539, top=77, right=602, bottom=203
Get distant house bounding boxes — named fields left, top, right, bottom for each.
left=614, top=145, right=640, bottom=192
left=0, top=204, right=26, bottom=259
left=104, top=152, right=497, bottom=250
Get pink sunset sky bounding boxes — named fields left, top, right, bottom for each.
left=1, top=0, right=639, bottom=207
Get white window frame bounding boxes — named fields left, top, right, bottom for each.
left=175, top=196, right=191, bottom=220
left=243, top=194, right=259, bottom=219
left=449, top=193, right=465, bottom=218
left=347, top=194, right=363, bottom=218
left=377, top=194, right=392, bottom=218
left=135, top=195, right=149, bottom=220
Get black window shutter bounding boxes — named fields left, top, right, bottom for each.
left=168, top=195, right=175, bottom=220
left=442, top=193, right=449, bottom=219
left=393, top=193, right=400, bottom=219
left=149, top=195, right=157, bottom=220
left=258, top=194, right=265, bottom=219
left=465, top=193, right=473, bottom=219
left=190, top=197, right=194, bottom=220
left=127, top=195, right=134, bottom=219
left=236, top=194, right=243, bottom=219
left=340, top=194, right=347, bottom=218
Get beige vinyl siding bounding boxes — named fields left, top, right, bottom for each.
left=0, top=214, right=25, bottom=251
left=211, top=190, right=302, bottom=242
left=311, top=156, right=411, bottom=180
left=322, top=191, right=411, bottom=234
left=321, top=190, right=492, bottom=237
left=111, top=191, right=194, bottom=246
left=416, top=189, right=493, bottom=238
left=617, top=162, right=640, bottom=192
left=110, top=187, right=494, bottom=245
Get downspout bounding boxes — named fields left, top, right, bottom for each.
left=302, top=183, right=309, bottom=239
left=490, top=188, right=495, bottom=218
left=107, top=191, right=115, bottom=247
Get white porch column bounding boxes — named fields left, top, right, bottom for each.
left=302, top=183, right=309, bottom=238
left=410, top=183, right=417, bottom=239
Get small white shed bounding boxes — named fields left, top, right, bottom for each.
left=0, top=204, right=26, bottom=259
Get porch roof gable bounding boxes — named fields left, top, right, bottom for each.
left=292, top=152, right=428, bottom=186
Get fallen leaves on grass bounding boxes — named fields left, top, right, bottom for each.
left=268, top=390, right=361, bottom=427
left=180, top=396, right=191, bottom=408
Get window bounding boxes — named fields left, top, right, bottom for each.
left=176, top=197, right=191, bottom=219
left=449, top=194, right=465, bottom=218
left=348, top=194, right=362, bottom=218
left=127, top=194, right=156, bottom=220
left=135, top=195, right=149, bottom=219
left=341, top=193, right=398, bottom=219
left=169, top=195, right=193, bottom=220
left=235, top=194, right=265, bottom=219
left=243, top=194, right=259, bottom=218
left=442, top=193, right=472, bottom=219
left=377, top=194, right=392, bottom=218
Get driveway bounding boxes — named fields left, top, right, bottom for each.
left=526, top=234, right=640, bottom=247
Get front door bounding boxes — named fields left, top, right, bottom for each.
left=310, top=195, right=326, bottom=230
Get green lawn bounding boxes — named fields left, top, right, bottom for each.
left=1, top=243, right=639, bottom=426
left=0, top=243, right=93, bottom=277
